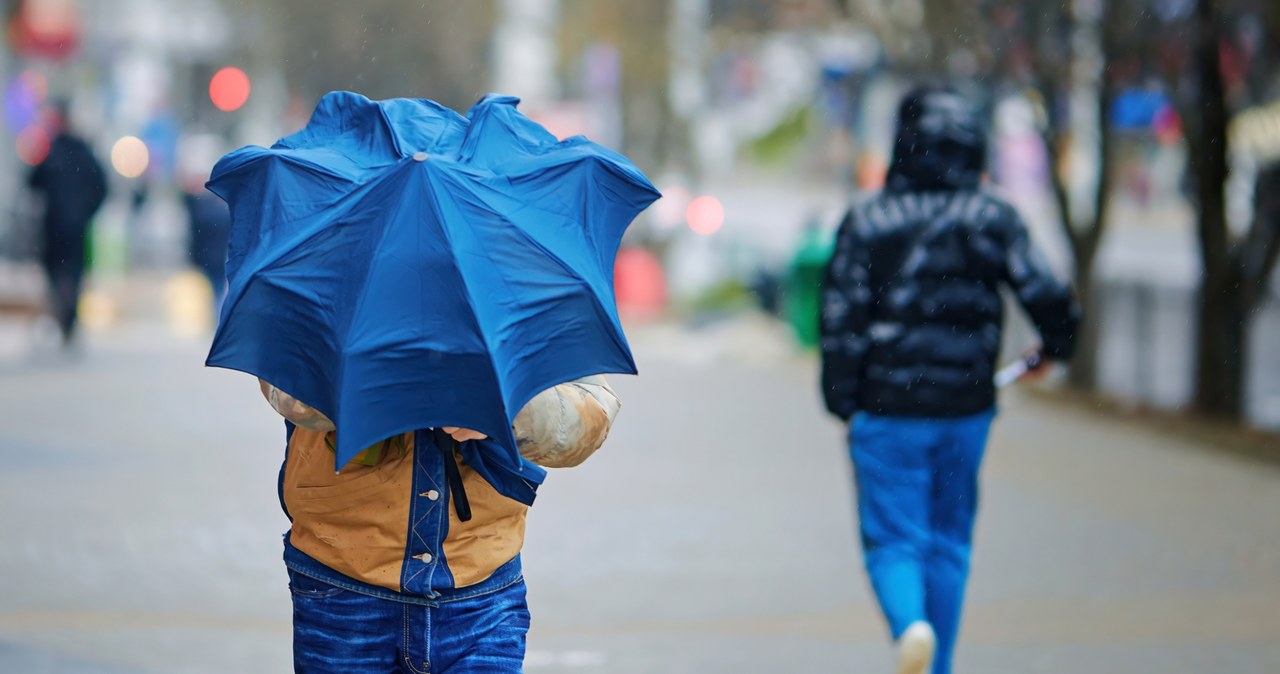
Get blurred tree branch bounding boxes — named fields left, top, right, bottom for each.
left=1024, top=0, right=1122, bottom=391
left=249, top=1, right=497, bottom=111
left=557, top=1, right=670, bottom=170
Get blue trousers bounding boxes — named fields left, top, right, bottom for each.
left=289, top=569, right=530, bottom=673
left=849, top=410, right=994, bottom=674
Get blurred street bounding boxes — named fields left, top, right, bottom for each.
left=1, top=316, right=1277, bottom=674
left=2, top=2, right=1279, bottom=673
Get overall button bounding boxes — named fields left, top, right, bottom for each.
left=417, top=552, right=434, bottom=564
left=419, top=489, right=440, bottom=501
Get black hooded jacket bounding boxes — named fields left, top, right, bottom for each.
left=819, top=88, right=1079, bottom=420
left=28, top=132, right=107, bottom=261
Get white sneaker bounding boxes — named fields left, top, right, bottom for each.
left=895, top=621, right=936, bottom=674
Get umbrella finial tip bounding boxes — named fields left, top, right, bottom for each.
left=413, top=152, right=429, bottom=162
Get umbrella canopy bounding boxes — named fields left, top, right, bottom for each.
left=206, top=91, right=659, bottom=504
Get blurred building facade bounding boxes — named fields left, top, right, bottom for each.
left=1, top=0, right=1277, bottom=429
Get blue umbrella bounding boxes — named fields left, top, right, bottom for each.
left=206, top=91, right=659, bottom=506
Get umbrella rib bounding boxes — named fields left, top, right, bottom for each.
left=335, top=162, right=424, bottom=403
left=221, top=172, right=394, bottom=334
left=499, top=218, right=635, bottom=368
left=414, top=164, right=509, bottom=425
left=457, top=182, right=636, bottom=374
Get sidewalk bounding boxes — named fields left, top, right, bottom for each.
left=0, top=262, right=214, bottom=363
left=1, top=313, right=1277, bottom=672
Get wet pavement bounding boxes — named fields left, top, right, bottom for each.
left=1, top=315, right=1278, bottom=673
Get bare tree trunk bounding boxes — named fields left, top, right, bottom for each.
left=1068, top=60, right=1119, bottom=390
left=1033, top=0, right=1116, bottom=392
left=1180, top=1, right=1280, bottom=422
left=1068, top=253, right=1102, bottom=390
left=1042, top=121, right=1107, bottom=392
left=1197, top=281, right=1248, bottom=417
left=1207, top=164, right=1280, bottom=421
left=1190, top=0, right=1241, bottom=418
left=1240, top=166, right=1280, bottom=314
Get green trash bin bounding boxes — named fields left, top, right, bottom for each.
left=784, top=223, right=833, bottom=349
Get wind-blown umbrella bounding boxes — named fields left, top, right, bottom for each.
left=206, top=91, right=659, bottom=505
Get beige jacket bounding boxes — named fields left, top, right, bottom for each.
left=263, top=377, right=620, bottom=591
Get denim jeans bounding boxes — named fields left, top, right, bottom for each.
left=289, top=569, right=530, bottom=673
left=849, top=410, right=995, bottom=674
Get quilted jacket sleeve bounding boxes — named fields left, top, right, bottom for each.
left=999, top=204, right=1081, bottom=360
left=819, top=208, right=874, bottom=422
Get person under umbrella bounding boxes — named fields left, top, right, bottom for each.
left=208, top=92, right=658, bottom=673
left=820, top=85, right=1080, bottom=674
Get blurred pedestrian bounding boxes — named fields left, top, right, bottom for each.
left=819, top=85, right=1080, bottom=674
left=26, top=101, right=107, bottom=347
left=181, top=176, right=231, bottom=318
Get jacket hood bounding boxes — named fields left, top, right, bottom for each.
left=885, top=87, right=987, bottom=192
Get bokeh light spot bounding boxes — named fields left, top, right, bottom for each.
left=20, top=70, right=48, bottom=101
left=16, top=125, right=50, bottom=165
left=111, top=136, right=150, bottom=178
left=209, top=67, right=251, bottom=112
left=653, top=184, right=691, bottom=232
left=686, top=195, right=724, bottom=236
left=614, top=246, right=668, bottom=321
left=6, top=70, right=48, bottom=134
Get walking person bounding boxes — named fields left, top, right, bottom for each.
left=181, top=177, right=232, bottom=318
left=26, top=102, right=108, bottom=348
left=260, top=377, right=619, bottom=673
left=206, top=91, right=659, bottom=673
left=819, top=85, right=1080, bottom=674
